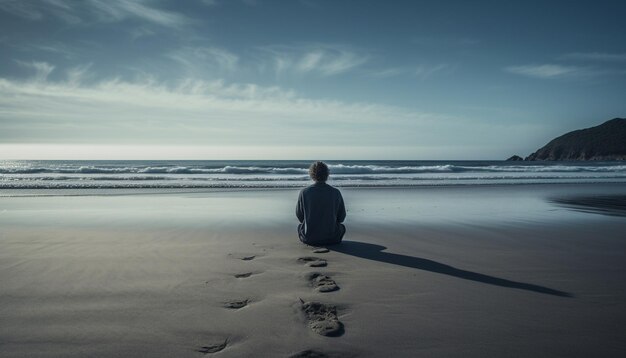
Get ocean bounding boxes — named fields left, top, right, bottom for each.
left=1, top=160, right=626, bottom=191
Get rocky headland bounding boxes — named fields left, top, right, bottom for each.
left=508, top=118, right=626, bottom=161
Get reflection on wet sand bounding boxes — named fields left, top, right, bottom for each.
left=550, top=195, right=626, bottom=217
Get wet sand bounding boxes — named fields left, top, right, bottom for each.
left=1, top=184, right=626, bottom=357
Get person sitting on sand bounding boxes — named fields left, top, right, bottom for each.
left=296, top=161, right=346, bottom=245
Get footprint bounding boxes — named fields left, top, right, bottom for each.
left=312, top=248, right=329, bottom=254
left=306, top=272, right=339, bottom=293
left=224, top=299, right=249, bottom=309
left=234, top=272, right=253, bottom=278
left=197, top=339, right=228, bottom=354
left=299, top=300, right=344, bottom=337
left=297, top=257, right=327, bottom=267
left=289, top=349, right=351, bottom=358
left=228, top=253, right=257, bottom=261
left=289, top=350, right=329, bottom=358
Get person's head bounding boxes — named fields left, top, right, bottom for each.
left=308, top=161, right=329, bottom=183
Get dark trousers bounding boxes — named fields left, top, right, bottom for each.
left=298, top=223, right=345, bottom=246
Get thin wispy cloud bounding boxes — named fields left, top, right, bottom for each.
left=561, top=52, right=626, bottom=62
left=168, top=44, right=452, bottom=82
left=0, top=0, right=190, bottom=28
left=370, top=64, right=451, bottom=79
left=369, top=67, right=407, bottom=78
left=505, top=64, right=581, bottom=79
left=262, top=45, right=368, bottom=76
left=66, top=63, right=93, bottom=85
left=28, top=43, right=77, bottom=58
left=0, top=0, right=44, bottom=20
left=0, top=65, right=532, bottom=156
left=88, top=0, right=189, bottom=28
left=15, top=60, right=55, bottom=81
left=505, top=63, right=626, bottom=79
left=0, top=63, right=543, bottom=160
left=414, top=64, right=451, bottom=77
left=167, top=47, right=240, bottom=74
left=7, top=41, right=81, bottom=62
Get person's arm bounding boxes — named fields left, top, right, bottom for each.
left=296, top=190, right=304, bottom=223
left=337, top=192, right=346, bottom=223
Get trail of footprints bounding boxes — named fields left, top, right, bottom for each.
left=198, top=247, right=345, bottom=355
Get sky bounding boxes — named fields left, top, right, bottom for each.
left=0, top=0, right=625, bottom=160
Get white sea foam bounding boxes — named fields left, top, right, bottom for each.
left=2, top=160, right=626, bottom=189
left=2, top=163, right=625, bottom=175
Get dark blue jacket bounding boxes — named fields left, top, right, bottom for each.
left=296, top=182, right=346, bottom=244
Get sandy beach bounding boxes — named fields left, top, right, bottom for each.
left=1, top=184, right=626, bottom=357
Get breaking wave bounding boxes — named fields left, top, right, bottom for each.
left=2, top=163, right=626, bottom=175
left=2, top=160, right=626, bottom=190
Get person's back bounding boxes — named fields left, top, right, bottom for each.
left=296, top=161, right=346, bottom=245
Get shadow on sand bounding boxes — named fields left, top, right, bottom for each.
left=330, top=241, right=572, bottom=298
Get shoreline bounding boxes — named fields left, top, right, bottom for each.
left=3, top=181, right=626, bottom=196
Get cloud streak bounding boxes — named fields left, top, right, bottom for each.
left=0, top=70, right=453, bottom=148
left=87, top=0, right=189, bottom=28
left=505, top=62, right=626, bottom=79
left=0, top=64, right=545, bottom=160
left=0, top=0, right=190, bottom=28
left=562, top=52, right=626, bottom=62
left=504, top=64, right=581, bottom=79
left=167, top=47, right=240, bottom=74
left=371, top=64, right=451, bottom=79
left=262, top=45, right=368, bottom=76
left=15, top=60, right=55, bottom=81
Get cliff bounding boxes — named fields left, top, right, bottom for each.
left=525, top=118, right=626, bottom=161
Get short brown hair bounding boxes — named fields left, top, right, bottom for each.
left=309, top=161, right=329, bottom=182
